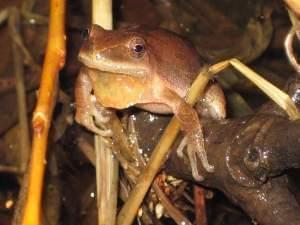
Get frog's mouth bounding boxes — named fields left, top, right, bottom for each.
left=78, top=44, right=150, bottom=78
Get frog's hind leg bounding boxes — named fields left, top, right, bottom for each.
left=209, top=59, right=300, bottom=120
left=75, top=68, right=112, bottom=136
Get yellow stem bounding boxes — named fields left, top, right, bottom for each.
left=21, top=1, right=66, bottom=224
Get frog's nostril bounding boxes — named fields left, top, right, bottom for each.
left=81, top=29, right=90, bottom=40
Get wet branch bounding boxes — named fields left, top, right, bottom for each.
left=166, top=102, right=300, bottom=225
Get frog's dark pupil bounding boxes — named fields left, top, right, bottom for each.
left=134, top=44, right=144, bottom=53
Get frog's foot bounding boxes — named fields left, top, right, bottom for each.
left=176, top=133, right=214, bottom=181
left=189, top=138, right=214, bottom=172
left=75, top=70, right=112, bottom=136
left=75, top=108, right=112, bottom=137
left=176, top=107, right=214, bottom=177
left=75, top=98, right=112, bottom=137
left=88, top=121, right=112, bottom=137
left=90, top=95, right=111, bottom=124
left=176, top=136, right=204, bottom=180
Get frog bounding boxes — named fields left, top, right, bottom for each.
left=75, top=24, right=226, bottom=181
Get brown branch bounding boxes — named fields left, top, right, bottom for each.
left=165, top=114, right=300, bottom=225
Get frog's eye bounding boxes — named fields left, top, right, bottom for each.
left=129, top=37, right=146, bottom=58
left=81, top=29, right=90, bottom=40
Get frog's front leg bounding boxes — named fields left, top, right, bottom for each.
left=176, top=101, right=215, bottom=179
left=160, top=89, right=214, bottom=181
left=75, top=68, right=112, bottom=136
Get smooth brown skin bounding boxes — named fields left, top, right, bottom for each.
left=75, top=24, right=226, bottom=180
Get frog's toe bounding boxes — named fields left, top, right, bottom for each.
left=88, top=121, right=112, bottom=137
left=76, top=113, right=112, bottom=137
left=92, top=126, right=113, bottom=137
left=177, top=138, right=212, bottom=180
left=99, top=115, right=111, bottom=123
left=191, top=168, right=204, bottom=182
left=187, top=145, right=204, bottom=181
left=195, top=148, right=214, bottom=173
left=88, top=116, right=112, bottom=136
left=94, top=110, right=111, bottom=123
left=91, top=98, right=111, bottom=123
left=176, top=136, right=188, bottom=158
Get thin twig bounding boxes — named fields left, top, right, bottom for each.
left=153, top=179, right=193, bottom=225
left=92, top=1, right=118, bottom=225
left=0, top=165, right=19, bottom=174
left=8, top=7, right=31, bottom=173
left=287, top=7, right=300, bottom=39
left=194, top=186, right=207, bottom=225
left=96, top=136, right=119, bottom=225
left=8, top=10, right=40, bottom=71
left=210, top=59, right=300, bottom=120
left=284, top=23, right=300, bottom=74
left=9, top=8, right=31, bottom=225
left=92, top=0, right=112, bottom=29
left=0, top=8, right=9, bottom=25
left=21, top=0, right=48, bottom=24
left=21, top=0, right=66, bottom=224
left=228, top=59, right=300, bottom=120
left=77, top=135, right=96, bottom=166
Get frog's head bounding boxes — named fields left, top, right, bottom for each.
left=78, top=24, right=152, bottom=77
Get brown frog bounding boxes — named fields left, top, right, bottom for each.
left=75, top=24, right=226, bottom=181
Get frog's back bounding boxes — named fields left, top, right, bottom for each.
left=141, top=27, right=205, bottom=97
